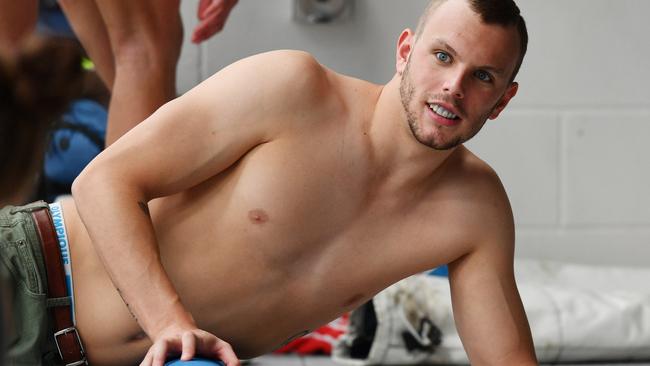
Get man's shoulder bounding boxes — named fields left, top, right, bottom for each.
left=440, top=147, right=513, bottom=232
left=455, top=147, right=506, bottom=194
left=236, top=50, right=350, bottom=111
left=189, top=50, right=348, bottom=131
left=234, top=50, right=331, bottom=91
left=247, top=49, right=323, bottom=73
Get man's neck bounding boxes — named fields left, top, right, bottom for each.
left=365, top=75, right=458, bottom=192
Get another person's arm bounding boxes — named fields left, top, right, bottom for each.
left=192, top=0, right=238, bottom=44
left=448, top=177, right=537, bottom=365
left=72, top=50, right=327, bottom=366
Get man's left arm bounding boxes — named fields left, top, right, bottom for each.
left=448, top=198, right=537, bottom=365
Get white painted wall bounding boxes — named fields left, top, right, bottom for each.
left=176, top=0, right=650, bottom=266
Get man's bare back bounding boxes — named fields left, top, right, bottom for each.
left=69, top=1, right=537, bottom=364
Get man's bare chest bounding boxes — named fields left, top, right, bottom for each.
left=153, top=142, right=465, bottom=288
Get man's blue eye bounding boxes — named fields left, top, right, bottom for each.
left=475, top=70, right=492, bottom=82
left=435, top=52, right=451, bottom=63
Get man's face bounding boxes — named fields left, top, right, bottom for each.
left=398, top=0, right=520, bottom=150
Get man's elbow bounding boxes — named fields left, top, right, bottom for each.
left=71, top=159, right=117, bottom=205
left=70, top=162, right=97, bottom=205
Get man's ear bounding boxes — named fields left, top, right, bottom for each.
left=489, top=82, right=519, bottom=120
left=396, top=29, right=414, bottom=75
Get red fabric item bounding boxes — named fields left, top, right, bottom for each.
left=274, top=314, right=349, bottom=355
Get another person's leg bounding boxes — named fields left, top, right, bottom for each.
left=0, top=0, right=38, bottom=56
left=90, top=0, right=183, bottom=146
left=58, top=0, right=115, bottom=90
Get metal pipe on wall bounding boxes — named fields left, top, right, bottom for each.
left=294, top=0, right=354, bottom=24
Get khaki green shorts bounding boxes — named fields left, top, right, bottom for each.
left=1, top=201, right=62, bottom=366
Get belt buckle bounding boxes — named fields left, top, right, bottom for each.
left=54, top=327, right=88, bottom=366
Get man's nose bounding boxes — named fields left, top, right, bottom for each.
left=442, top=70, right=465, bottom=99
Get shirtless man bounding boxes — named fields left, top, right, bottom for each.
left=1, top=0, right=537, bottom=365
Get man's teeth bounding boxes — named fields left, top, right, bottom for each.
left=429, top=104, right=458, bottom=119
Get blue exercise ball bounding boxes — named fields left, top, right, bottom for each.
left=164, top=358, right=224, bottom=366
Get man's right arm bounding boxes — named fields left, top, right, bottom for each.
left=71, top=50, right=329, bottom=366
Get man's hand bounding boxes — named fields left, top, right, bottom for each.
left=192, top=0, right=238, bottom=44
left=140, top=324, right=240, bottom=366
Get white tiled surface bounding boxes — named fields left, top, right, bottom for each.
left=516, top=228, right=650, bottom=267
left=250, top=355, right=650, bottom=366
left=513, top=1, right=650, bottom=107
left=563, top=111, right=650, bottom=226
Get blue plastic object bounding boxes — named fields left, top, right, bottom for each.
left=44, top=99, right=107, bottom=185
left=429, top=265, right=449, bottom=277
left=164, top=358, right=225, bottom=366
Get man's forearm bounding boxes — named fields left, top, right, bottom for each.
left=71, top=172, right=193, bottom=337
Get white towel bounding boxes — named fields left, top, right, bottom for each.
left=333, top=260, right=650, bottom=365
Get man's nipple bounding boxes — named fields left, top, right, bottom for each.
left=248, top=209, right=269, bottom=224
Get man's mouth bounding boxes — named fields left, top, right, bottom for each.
left=428, top=103, right=459, bottom=120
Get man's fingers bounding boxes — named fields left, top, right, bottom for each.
left=197, top=0, right=222, bottom=20
left=214, top=339, right=239, bottom=366
left=152, top=340, right=171, bottom=366
left=180, top=331, right=197, bottom=361
left=197, top=0, right=208, bottom=19
left=194, top=1, right=223, bottom=42
left=139, top=350, right=153, bottom=366
left=192, top=0, right=237, bottom=43
left=139, top=329, right=237, bottom=365
left=192, top=16, right=225, bottom=43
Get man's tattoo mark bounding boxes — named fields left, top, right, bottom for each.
left=116, top=287, right=139, bottom=322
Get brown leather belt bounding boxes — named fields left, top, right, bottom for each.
left=32, top=207, right=88, bottom=366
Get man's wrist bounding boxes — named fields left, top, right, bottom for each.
left=141, top=297, right=196, bottom=338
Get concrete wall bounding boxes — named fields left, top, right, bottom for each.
left=177, top=0, right=650, bottom=266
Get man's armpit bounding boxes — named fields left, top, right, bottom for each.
left=138, top=201, right=150, bottom=218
